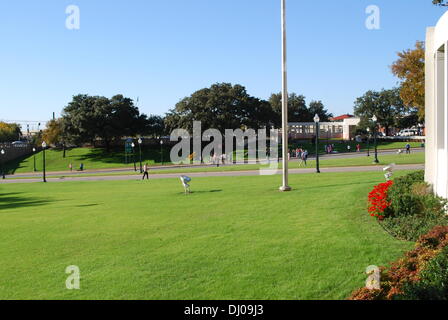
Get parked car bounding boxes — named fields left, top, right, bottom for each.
left=398, top=129, right=418, bottom=137
left=11, top=141, right=27, bottom=146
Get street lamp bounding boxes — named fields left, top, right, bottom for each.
left=1, top=149, right=5, bottom=179
left=33, top=147, right=37, bottom=172
left=372, top=116, right=379, bottom=164
left=138, top=138, right=143, bottom=173
left=160, top=139, right=164, bottom=165
left=366, top=128, right=371, bottom=157
left=131, top=142, right=137, bottom=172
left=42, top=141, right=47, bottom=182
left=314, top=114, right=321, bottom=174
left=279, top=0, right=291, bottom=192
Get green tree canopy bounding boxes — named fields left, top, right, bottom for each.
left=0, top=122, right=21, bottom=142
left=354, top=88, right=410, bottom=135
left=164, top=83, right=278, bottom=133
left=269, top=93, right=333, bottom=123
left=62, top=94, right=152, bottom=151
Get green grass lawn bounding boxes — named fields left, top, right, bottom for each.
left=4, top=146, right=424, bottom=177
left=0, top=171, right=413, bottom=300
left=155, top=152, right=424, bottom=175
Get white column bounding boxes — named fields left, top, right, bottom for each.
left=435, top=48, right=447, bottom=198
left=444, top=41, right=448, bottom=200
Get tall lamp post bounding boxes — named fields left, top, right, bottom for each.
left=42, top=141, right=47, bottom=183
left=138, top=138, right=143, bottom=173
left=1, top=149, right=5, bottom=179
left=279, top=0, right=291, bottom=192
left=160, top=140, right=164, bottom=165
left=366, top=128, right=371, bottom=157
left=372, top=115, right=379, bottom=164
left=33, top=147, right=37, bottom=172
left=131, top=142, right=137, bottom=172
left=314, top=114, right=321, bottom=174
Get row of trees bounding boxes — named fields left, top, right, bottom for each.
left=44, top=94, right=165, bottom=151
left=44, top=84, right=332, bottom=152
left=164, top=83, right=333, bottom=133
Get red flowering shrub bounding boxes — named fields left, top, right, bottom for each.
left=368, top=180, right=394, bottom=220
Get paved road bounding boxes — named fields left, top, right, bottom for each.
left=2, top=148, right=424, bottom=180
left=0, top=164, right=424, bottom=184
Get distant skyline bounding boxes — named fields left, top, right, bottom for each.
left=0, top=0, right=446, bottom=124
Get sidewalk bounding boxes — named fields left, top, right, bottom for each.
left=1, top=164, right=424, bottom=184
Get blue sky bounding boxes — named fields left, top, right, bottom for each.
left=0, top=0, right=445, bottom=123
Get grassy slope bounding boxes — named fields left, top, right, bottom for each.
left=0, top=172, right=413, bottom=300
left=5, top=147, right=424, bottom=176
left=4, top=147, right=171, bottom=174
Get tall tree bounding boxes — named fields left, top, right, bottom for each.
left=269, top=93, right=308, bottom=123
left=0, top=122, right=21, bottom=142
left=354, top=88, right=406, bottom=136
left=391, top=41, right=425, bottom=119
left=269, top=93, right=332, bottom=123
left=62, top=94, right=150, bottom=151
left=308, top=100, right=333, bottom=122
left=42, top=119, right=63, bottom=146
left=165, top=83, right=277, bottom=133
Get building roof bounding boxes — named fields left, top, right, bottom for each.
left=329, top=114, right=354, bottom=122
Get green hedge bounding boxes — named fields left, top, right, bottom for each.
left=381, top=171, right=448, bottom=241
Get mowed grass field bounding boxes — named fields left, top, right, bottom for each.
left=0, top=172, right=413, bottom=300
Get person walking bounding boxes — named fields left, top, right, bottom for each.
left=302, top=150, right=308, bottom=166
left=142, top=163, right=149, bottom=180
left=79, top=163, right=84, bottom=171
left=69, top=163, right=73, bottom=172
left=356, top=144, right=361, bottom=152
left=405, top=143, right=411, bottom=154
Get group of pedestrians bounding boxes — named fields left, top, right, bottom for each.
left=290, top=148, right=309, bottom=166
left=68, top=163, right=84, bottom=172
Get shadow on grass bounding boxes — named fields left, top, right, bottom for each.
left=3, top=153, right=33, bottom=174
left=0, top=193, right=53, bottom=211
left=75, top=147, right=171, bottom=166
left=177, top=190, right=223, bottom=195
left=75, top=204, right=99, bottom=208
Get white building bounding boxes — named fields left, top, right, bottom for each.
left=289, top=117, right=360, bottom=141
left=425, top=11, right=448, bottom=200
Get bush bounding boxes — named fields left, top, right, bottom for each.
left=369, top=171, right=448, bottom=241
left=387, top=171, right=426, bottom=217
left=381, top=211, right=448, bottom=241
left=397, top=247, right=448, bottom=300
left=349, top=226, right=448, bottom=300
